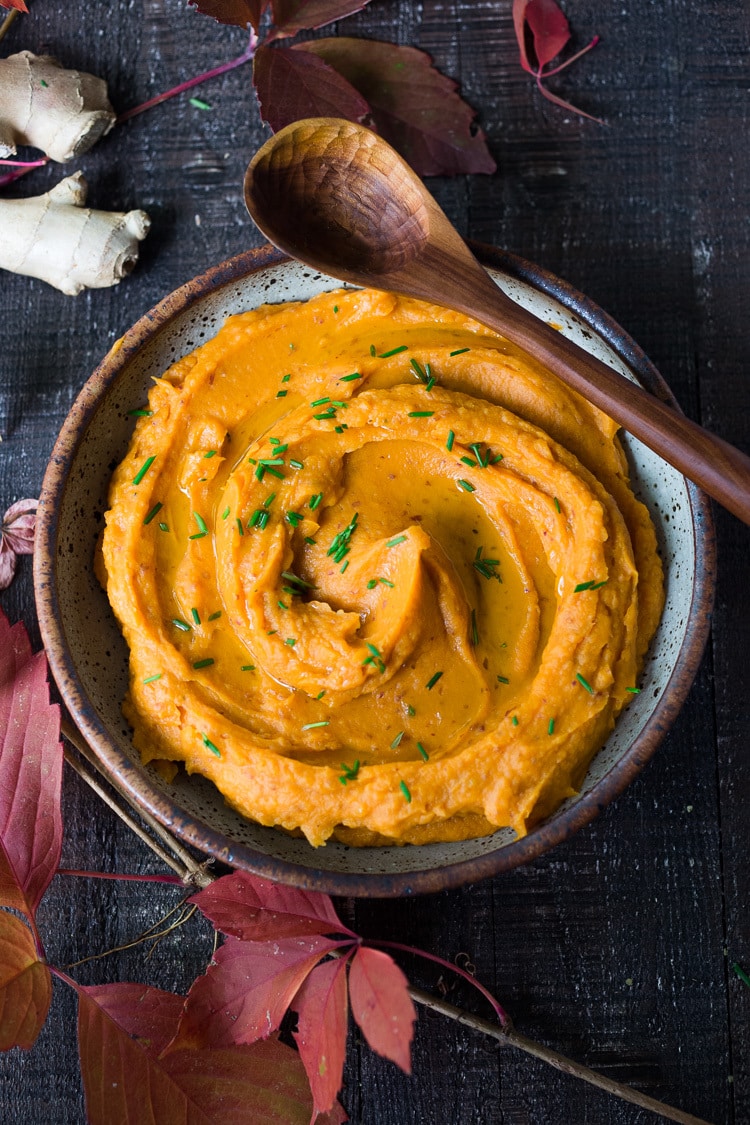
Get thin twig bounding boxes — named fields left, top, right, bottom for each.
left=64, top=900, right=195, bottom=969
left=0, top=6, right=20, bottom=46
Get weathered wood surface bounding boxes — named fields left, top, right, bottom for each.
left=0, top=1, right=747, bottom=1122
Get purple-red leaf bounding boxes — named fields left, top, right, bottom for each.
left=0, top=608, right=62, bottom=919
left=513, top=0, right=570, bottom=73
left=0, top=0, right=29, bottom=11
left=270, top=0, right=371, bottom=36
left=292, top=955, right=350, bottom=1119
left=190, top=870, right=351, bottom=943
left=84, top=983, right=185, bottom=1058
left=348, top=946, right=415, bottom=1073
left=172, top=934, right=339, bottom=1050
left=253, top=45, right=370, bottom=134
left=0, top=499, right=38, bottom=592
left=78, top=984, right=344, bottom=1125
left=297, top=38, right=495, bottom=176
left=0, top=911, right=51, bottom=1050
left=188, top=0, right=269, bottom=30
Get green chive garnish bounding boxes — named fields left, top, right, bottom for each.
left=554, top=497, right=561, bottom=513
left=576, top=673, right=594, bottom=694
left=391, top=731, right=404, bottom=748
left=407, top=704, right=416, bottom=717
left=410, top=358, right=427, bottom=381
left=426, top=671, right=443, bottom=690
left=282, top=374, right=291, bottom=383
left=400, top=780, right=412, bottom=802
left=416, top=742, right=429, bottom=761
left=193, top=658, right=214, bottom=669
left=208, top=611, right=221, bottom=621
left=311, top=397, right=330, bottom=407
left=339, top=759, right=360, bottom=783
left=236, top=518, right=244, bottom=536
left=281, top=571, right=314, bottom=589
left=316, top=690, right=325, bottom=700
left=204, top=450, right=217, bottom=459
left=263, top=493, right=276, bottom=509
left=278, top=600, right=288, bottom=610
left=340, top=371, right=363, bottom=382
left=471, top=608, right=479, bottom=646
left=191, top=608, right=201, bottom=625
left=473, top=547, right=501, bottom=581
left=289, top=459, right=304, bottom=470
left=304, top=536, right=317, bottom=546
left=128, top=408, right=153, bottom=417
left=512, top=715, right=519, bottom=726
left=446, top=430, right=455, bottom=451
left=497, top=675, right=509, bottom=685
left=222, top=507, right=230, bottom=520
left=241, top=665, right=255, bottom=671
left=285, top=638, right=296, bottom=646
left=625, top=686, right=641, bottom=694
left=171, top=618, right=191, bottom=632
left=132, top=456, right=155, bottom=485
left=378, top=345, right=408, bottom=358
left=333, top=306, right=339, bottom=313
left=367, top=579, right=378, bottom=589
left=425, top=377, right=436, bottom=392
left=461, top=456, right=478, bottom=468
left=286, top=512, right=302, bottom=527
left=190, top=97, right=211, bottom=110
left=458, top=479, right=475, bottom=492
left=548, top=718, right=555, bottom=735
left=369, top=344, right=377, bottom=356
left=733, top=962, right=750, bottom=988
left=189, top=532, right=207, bottom=540
left=386, top=535, right=406, bottom=547
left=142, top=673, right=162, bottom=684
left=143, top=502, right=162, bottom=525
left=158, top=522, right=169, bottom=533
left=450, top=347, right=470, bottom=356
left=574, top=581, right=596, bottom=592
left=314, top=409, right=336, bottom=420
left=276, top=390, right=288, bottom=398
left=408, top=411, right=434, bottom=418
left=340, top=560, right=349, bottom=573
left=40, top=79, right=49, bottom=87
left=201, top=733, right=221, bottom=756
left=302, top=720, right=329, bottom=731
left=379, top=577, right=394, bottom=588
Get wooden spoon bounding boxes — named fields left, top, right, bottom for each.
left=244, top=117, right=750, bottom=525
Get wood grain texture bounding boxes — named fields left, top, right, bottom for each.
left=0, top=0, right=747, bottom=1122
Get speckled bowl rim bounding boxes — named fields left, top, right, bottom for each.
left=34, top=243, right=716, bottom=897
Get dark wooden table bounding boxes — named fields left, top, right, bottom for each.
left=1, top=2, right=748, bottom=1122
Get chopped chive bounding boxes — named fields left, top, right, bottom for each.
left=263, top=493, right=276, bottom=509
left=278, top=600, right=288, bottom=610
left=188, top=532, right=207, bottom=540
left=408, top=411, right=434, bottom=418
left=446, top=430, right=455, bottom=451
left=316, top=690, right=325, bottom=700
left=574, top=580, right=596, bottom=592
left=256, top=510, right=269, bottom=530
left=241, top=664, right=256, bottom=671
left=285, top=638, right=296, bottom=646
left=158, top=522, right=169, bottom=532
left=410, top=358, right=426, bottom=381
left=142, top=673, right=162, bottom=684
left=340, top=371, right=363, bottom=382
left=304, top=536, right=317, bottom=546
left=132, top=456, right=155, bottom=486
left=289, top=459, right=304, bottom=470
left=193, top=658, right=215, bottom=669
left=416, top=742, right=429, bottom=761
left=276, top=390, right=288, bottom=398
left=470, top=608, right=479, bottom=646
left=302, top=720, right=330, bottom=731
left=171, top=618, right=191, bottom=632
left=193, top=512, right=208, bottom=534
left=143, top=501, right=162, bottom=525
left=286, top=512, right=302, bottom=527
left=282, top=374, right=291, bottom=383
left=367, top=579, right=378, bottom=590
left=625, top=686, right=641, bottom=694
left=333, top=305, right=339, bottom=313
left=497, top=675, right=509, bottom=685
left=554, top=496, right=561, bottom=513
left=369, top=344, right=377, bottom=356
left=311, top=397, right=330, bottom=407
left=461, top=456, right=478, bottom=468
left=399, top=780, right=412, bottom=802
left=391, top=731, right=405, bottom=748
left=265, top=466, right=285, bottom=480
left=267, top=630, right=277, bottom=635
left=204, top=450, right=217, bottom=459
left=548, top=718, right=555, bottom=735
left=379, top=577, right=395, bottom=588
left=378, top=345, right=408, bottom=358
left=201, top=733, right=221, bottom=757
left=592, top=580, right=609, bottom=590
left=407, top=704, right=416, bottom=717
left=254, top=464, right=266, bottom=482
left=236, top=518, right=245, bottom=536
left=450, top=347, right=470, bottom=356
left=334, top=425, right=344, bottom=433
left=282, top=570, right=314, bottom=589
left=340, top=560, right=349, bottom=573
left=386, top=535, right=406, bottom=547
left=732, top=962, right=750, bottom=988
left=458, top=479, right=475, bottom=492
left=190, top=96, right=211, bottom=110
left=191, top=607, right=201, bottom=625
left=512, top=715, right=519, bottom=726
left=473, top=547, right=501, bottom=581
left=208, top=611, right=221, bottom=621
left=425, top=376, right=436, bottom=392
left=490, top=453, right=504, bottom=463
left=40, top=79, right=49, bottom=87
left=576, top=673, right=594, bottom=694
left=339, top=759, right=360, bottom=783
left=128, top=408, right=153, bottom=417
left=222, top=506, right=230, bottom=520
left=314, top=409, right=337, bottom=420
left=309, top=493, right=323, bottom=510
left=269, top=437, right=281, bottom=444
left=258, top=457, right=285, bottom=466
left=426, top=671, right=443, bottom=690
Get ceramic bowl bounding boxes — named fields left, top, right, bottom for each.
left=34, top=245, right=715, bottom=896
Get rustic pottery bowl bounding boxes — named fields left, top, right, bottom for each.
left=34, top=246, right=715, bottom=896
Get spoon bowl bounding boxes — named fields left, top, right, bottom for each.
left=245, top=117, right=750, bottom=525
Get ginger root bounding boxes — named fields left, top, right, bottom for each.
left=0, top=51, right=115, bottom=162
left=0, top=172, right=150, bottom=294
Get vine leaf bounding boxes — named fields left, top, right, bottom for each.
left=348, top=946, right=415, bottom=1072
left=84, top=983, right=186, bottom=1058
left=296, top=37, right=496, bottom=176
left=270, top=0, right=372, bottom=37
left=0, top=608, right=62, bottom=920
left=190, top=870, right=352, bottom=942
left=512, top=0, right=600, bottom=120
left=187, top=0, right=270, bottom=31
left=171, top=934, right=340, bottom=1050
left=77, top=983, right=344, bottom=1124
left=292, top=955, right=350, bottom=1120
left=0, top=499, right=37, bottom=592
left=253, top=45, right=370, bottom=133
left=0, top=911, right=51, bottom=1050
left=0, top=0, right=28, bottom=11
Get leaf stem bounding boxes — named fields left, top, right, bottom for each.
left=56, top=868, right=184, bottom=884
left=0, top=159, right=48, bottom=167
left=116, top=30, right=258, bottom=124
left=541, top=35, right=600, bottom=78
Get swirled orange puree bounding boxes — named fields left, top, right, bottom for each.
left=103, top=288, right=663, bottom=847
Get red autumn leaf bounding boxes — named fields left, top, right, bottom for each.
left=78, top=984, right=344, bottom=1125
left=172, top=934, right=340, bottom=1050
left=253, top=45, right=371, bottom=134
left=270, top=0, right=371, bottom=37
left=513, top=0, right=570, bottom=73
left=292, top=955, right=350, bottom=1119
left=0, top=910, right=51, bottom=1050
left=0, top=1, right=29, bottom=12
left=297, top=38, right=495, bottom=176
left=190, top=869, right=352, bottom=943
left=0, top=608, right=62, bottom=919
left=348, top=946, right=415, bottom=1073
left=0, top=499, right=38, bottom=592
left=84, top=983, right=185, bottom=1058
left=187, top=0, right=269, bottom=30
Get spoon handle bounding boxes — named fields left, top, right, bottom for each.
left=466, top=275, right=750, bottom=525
